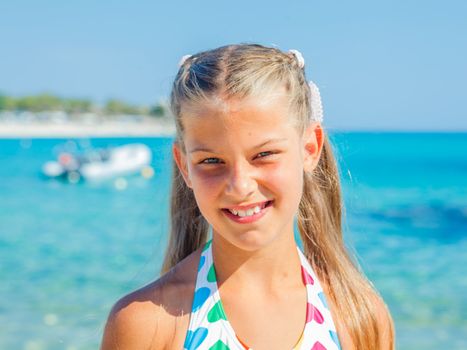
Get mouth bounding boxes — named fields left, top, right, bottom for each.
left=222, top=200, right=274, bottom=218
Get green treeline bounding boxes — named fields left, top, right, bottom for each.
left=0, top=93, right=168, bottom=117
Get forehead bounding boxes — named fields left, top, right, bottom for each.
left=180, top=94, right=298, bottom=151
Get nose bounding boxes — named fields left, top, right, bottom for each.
left=224, top=161, right=257, bottom=199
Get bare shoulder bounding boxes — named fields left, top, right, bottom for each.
left=100, top=249, right=202, bottom=350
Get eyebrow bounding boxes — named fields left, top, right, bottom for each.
left=189, top=137, right=288, bottom=154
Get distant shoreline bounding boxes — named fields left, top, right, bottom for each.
left=0, top=121, right=465, bottom=138
left=0, top=120, right=176, bottom=138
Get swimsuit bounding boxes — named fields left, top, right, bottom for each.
left=184, top=239, right=342, bottom=350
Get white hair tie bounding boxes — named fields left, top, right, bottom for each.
left=309, top=81, right=323, bottom=123
left=288, top=49, right=305, bottom=69
left=178, top=54, right=193, bottom=67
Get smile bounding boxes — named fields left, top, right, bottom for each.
left=221, top=200, right=273, bottom=223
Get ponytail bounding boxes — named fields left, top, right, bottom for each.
left=298, top=135, right=394, bottom=350
left=161, top=157, right=209, bottom=274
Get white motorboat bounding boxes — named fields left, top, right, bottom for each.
left=42, top=143, right=152, bottom=181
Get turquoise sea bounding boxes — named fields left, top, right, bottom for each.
left=0, top=133, right=466, bottom=350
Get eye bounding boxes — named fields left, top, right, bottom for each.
left=255, top=151, right=274, bottom=159
left=199, top=157, right=222, bottom=164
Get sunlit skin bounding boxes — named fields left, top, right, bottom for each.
left=173, top=93, right=326, bottom=349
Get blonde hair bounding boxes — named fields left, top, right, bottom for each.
left=162, top=43, right=394, bottom=349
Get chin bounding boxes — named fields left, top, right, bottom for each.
left=216, top=229, right=281, bottom=252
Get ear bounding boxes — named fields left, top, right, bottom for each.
left=172, top=142, right=193, bottom=188
left=302, top=122, right=324, bottom=173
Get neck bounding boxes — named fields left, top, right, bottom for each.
left=211, top=228, right=303, bottom=291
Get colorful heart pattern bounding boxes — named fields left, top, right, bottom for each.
left=301, top=265, right=315, bottom=285
left=183, top=240, right=341, bottom=349
left=311, top=341, right=327, bottom=350
left=207, top=301, right=227, bottom=323
left=306, top=303, right=324, bottom=324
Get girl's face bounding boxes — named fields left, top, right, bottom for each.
left=174, top=94, right=323, bottom=251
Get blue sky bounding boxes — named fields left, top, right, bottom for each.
left=1, top=0, right=466, bottom=130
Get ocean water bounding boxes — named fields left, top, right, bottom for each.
left=0, top=133, right=466, bottom=350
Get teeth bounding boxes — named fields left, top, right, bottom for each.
left=229, top=205, right=262, bottom=217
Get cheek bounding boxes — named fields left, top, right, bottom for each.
left=261, top=164, right=286, bottom=187
left=191, top=167, right=226, bottom=188
left=260, top=161, right=304, bottom=199
left=190, top=168, right=225, bottom=205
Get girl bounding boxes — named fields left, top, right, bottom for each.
left=101, top=43, right=394, bottom=350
